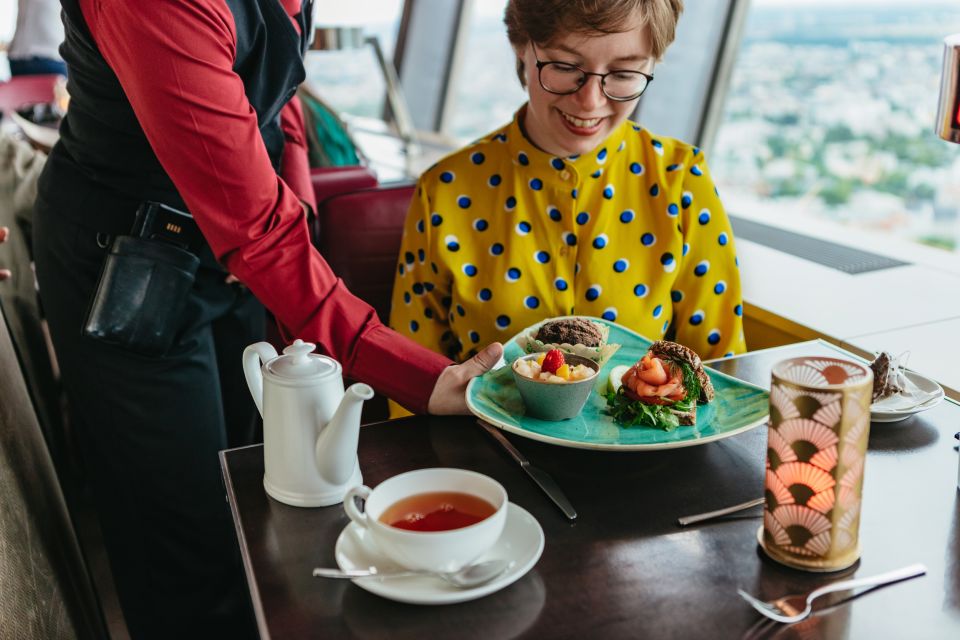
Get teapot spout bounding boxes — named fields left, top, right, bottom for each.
left=316, top=382, right=374, bottom=485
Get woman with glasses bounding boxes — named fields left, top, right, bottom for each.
left=390, top=0, right=745, bottom=397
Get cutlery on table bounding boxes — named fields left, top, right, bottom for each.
left=312, top=558, right=509, bottom=588
left=676, top=497, right=764, bottom=527
left=477, top=419, right=577, bottom=521
left=737, top=563, right=927, bottom=624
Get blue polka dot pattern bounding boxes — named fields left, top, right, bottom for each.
left=620, top=209, right=635, bottom=223
left=593, top=234, right=608, bottom=249
left=698, top=209, right=711, bottom=225
left=591, top=169, right=602, bottom=178
left=398, top=264, right=405, bottom=275
left=445, top=235, right=460, bottom=251
left=671, top=289, right=683, bottom=302
left=410, top=320, right=419, bottom=332
left=418, top=249, right=425, bottom=262
left=431, top=214, right=442, bottom=226
left=490, top=243, right=504, bottom=256
left=603, top=185, right=614, bottom=199
left=524, top=296, right=540, bottom=309
left=597, top=148, right=608, bottom=162
left=412, top=283, right=424, bottom=294
left=629, top=162, right=643, bottom=175
left=602, top=308, right=617, bottom=321
left=404, top=251, right=415, bottom=264
left=650, top=184, right=660, bottom=197
left=734, top=304, right=743, bottom=316
left=691, top=165, right=703, bottom=176
left=563, top=232, right=577, bottom=246
left=660, top=252, right=676, bottom=273
left=554, top=278, right=568, bottom=291
left=633, top=283, right=648, bottom=297
left=456, top=304, right=465, bottom=316
left=576, top=212, right=589, bottom=225
left=469, top=331, right=480, bottom=343
left=585, top=285, right=602, bottom=301
left=690, top=310, right=704, bottom=325
left=718, top=232, right=728, bottom=246
left=416, top=220, right=424, bottom=233
left=548, top=206, right=562, bottom=221
left=506, top=267, right=521, bottom=282
left=641, top=232, right=655, bottom=246
left=652, top=139, right=663, bottom=153
left=530, top=178, right=543, bottom=190
left=518, top=152, right=529, bottom=166
left=471, top=152, right=485, bottom=165
left=681, top=192, right=692, bottom=209
left=667, top=203, right=679, bottom=217
left=457, top=196, right=471, bottom=209
left=474, top=218, right=488, bottom=231
left=463, top=264, right=477, bottom=276
left=571, top=188, right=579, bottom=199
left=694, top=260, right=710, bottom=277
left=652, top=304, right=663, bottom=318
left=535, top=251, right=550, bottom=263
left=496, top=315, right=511, bottom=328
left=707, top=329, right=720, bottom=345
left=488, top=174, right=501, bottom=187
left=666, top=163, right=681, bottom=172
left=551, top=158, right=565, bottom=170
left=478, top=288, right=492, bottom=301
left=440, top=171, right=454, bottom=183
left=403, top=291, right=411, bottom=304
left=714, top=280, right=726, bottom=294
left=613, top=259, right=629, bottom=273
left=505, top=196, right=517, bottom=211
left=682, top=243, right=690, bottom=257
left=516, top=221, right=532, bottom=235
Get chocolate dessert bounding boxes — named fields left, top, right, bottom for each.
left=869, top=352, right=904, bottom=402
left=535, top=318, right=603, bottom=347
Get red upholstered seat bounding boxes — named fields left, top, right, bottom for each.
left=0, top=74, right=59, bottom=112
left=314, top=184, right=416, bottom=422
left=310, top=165, right=378, bottom=206
left=314, top=183, right=415, bottom=324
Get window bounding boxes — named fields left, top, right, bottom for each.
left=711, top=0, right=960, bottom=255
left=446, top=0, right=527, bottom=142
left=305, top=1, right=406, bottom=119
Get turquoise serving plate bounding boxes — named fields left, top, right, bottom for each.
left=466, top=317, right=770, bottom=451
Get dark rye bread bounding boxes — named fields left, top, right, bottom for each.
left=535, top=318, right=603, bottom=347
left=648, top=340, right=716, bottom=403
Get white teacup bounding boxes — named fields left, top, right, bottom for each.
left=343, top=468, right=508, bottom=573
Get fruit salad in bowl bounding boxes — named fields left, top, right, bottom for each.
left=511, top=350, right=599, bottom=421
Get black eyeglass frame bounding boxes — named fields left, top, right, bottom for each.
left=531, top=43, right=654, bottom=102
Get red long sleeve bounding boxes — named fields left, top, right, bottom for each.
left=79, top=0, right=449, bottom=413
left=279, top=95, right=318, bottom=214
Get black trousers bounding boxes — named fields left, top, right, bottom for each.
left=34, top=199, right=262, bottom=639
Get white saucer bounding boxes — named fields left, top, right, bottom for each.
left=870, top=370, right=945, bottom=423
left=334, top=502, right=544, bottom=605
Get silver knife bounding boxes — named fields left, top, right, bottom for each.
left=477, top=420, right=577, bottom=520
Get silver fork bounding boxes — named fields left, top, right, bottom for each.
left=737, top=563, right=927, bottom=624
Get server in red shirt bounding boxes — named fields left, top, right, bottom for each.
left=34, top=0, right=502, bottom=636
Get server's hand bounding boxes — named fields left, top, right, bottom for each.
left=427, top=342, right=504, bottom=415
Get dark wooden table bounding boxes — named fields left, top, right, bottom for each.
left=221, top=340, right=960, bottom=639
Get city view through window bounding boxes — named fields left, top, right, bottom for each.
left=711, top=0, right=960, bottom=255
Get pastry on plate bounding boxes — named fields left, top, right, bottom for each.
left=516, top=317, right=620, bottom=365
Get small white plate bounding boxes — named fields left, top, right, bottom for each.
left=334, top=502, right=544, bottom=605
left=870, top=370, right=945, bottom=423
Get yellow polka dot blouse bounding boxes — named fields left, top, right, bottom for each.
left=389, top=110, right=746, bottom=364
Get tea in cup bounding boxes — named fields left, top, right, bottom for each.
left=343, top=468, right=508, bottom=573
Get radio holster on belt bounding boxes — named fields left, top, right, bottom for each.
left=83, top=201, right=203, bottom=356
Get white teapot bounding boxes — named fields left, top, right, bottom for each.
left=243, top=339, right=373, bottom=507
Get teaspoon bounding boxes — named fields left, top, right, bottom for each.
left=312, top=558, right=509, bottom=588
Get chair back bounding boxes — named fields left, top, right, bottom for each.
left=314, top=183, right=415, bottom=324
left=0, top=304, right=107, bottom=639
left=314, top=183, right=416, bottom=422
left=310, top=165, right=378, bottom=209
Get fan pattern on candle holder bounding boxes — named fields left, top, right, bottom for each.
left=764, top=357, right=872, bottom=567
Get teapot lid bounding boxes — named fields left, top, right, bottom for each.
left=266, top=339, right=339, bottom=380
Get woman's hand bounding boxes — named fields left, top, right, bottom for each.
left=427, top=342, right=504, bottom=415
left=0, top=227, right=11, bottom=281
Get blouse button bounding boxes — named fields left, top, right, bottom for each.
left=560, top=170, right=571, bottom=181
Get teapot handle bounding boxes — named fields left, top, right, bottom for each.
left=242, top=342, right=278, bottom=417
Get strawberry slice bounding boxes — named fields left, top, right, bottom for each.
left=541, top=349, right=565, bottom=374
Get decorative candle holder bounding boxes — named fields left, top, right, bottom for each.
left=760, top=356, right=873, bottom=572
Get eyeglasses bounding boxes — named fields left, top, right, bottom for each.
left=532, top=43, right=653, bottom=102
